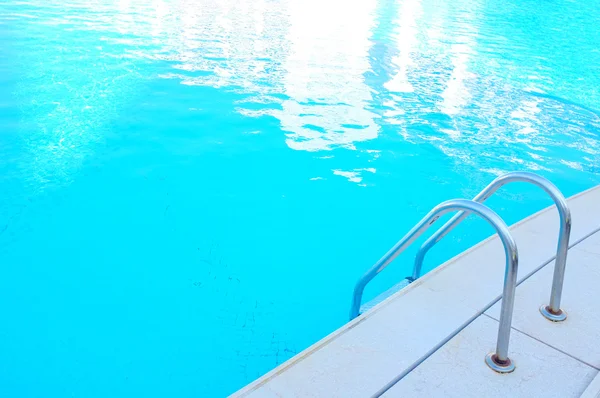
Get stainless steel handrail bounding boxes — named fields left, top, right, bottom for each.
left=350, top=199, right=518, bottom=372
left=412, top=171, right=571, bottom=321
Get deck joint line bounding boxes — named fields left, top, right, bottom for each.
left=481, top=313, right=600, bottom=371
left=373, top=225, right=600, bottom=396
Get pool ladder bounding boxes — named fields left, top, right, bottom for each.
left=349, top=171, right=571, bottom=373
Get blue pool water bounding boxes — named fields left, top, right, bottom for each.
left=1, top=0, right=600, bottom=396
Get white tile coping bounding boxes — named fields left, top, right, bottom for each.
left=232, top=184, right=600, bottom=398
left=382, top=315, right=597, bottom=398
left=486, top=234, right=600, bottom=368
left=581, top=371, right=600, bottom=398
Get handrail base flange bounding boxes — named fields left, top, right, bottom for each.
left=540, top=305, right=567, bottom=322
left=485, top=353, right=515, bottom=373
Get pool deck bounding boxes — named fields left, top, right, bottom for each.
left=232, top=184, right=600, bottom=398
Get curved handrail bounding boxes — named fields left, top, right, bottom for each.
left=412, top=171, right=571, bottom=320
left=350, top=199, right=518, bottom=370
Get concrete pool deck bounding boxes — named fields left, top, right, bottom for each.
left=232, top=185, right=600, bottom=398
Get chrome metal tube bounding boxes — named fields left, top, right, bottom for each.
left=349, top=199, right=518, bottom=367
left=412, top=172, right=571, bottom=319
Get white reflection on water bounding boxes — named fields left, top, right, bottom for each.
left=384, top=0, right=421, bottom=94
left=3, top=0, right=600, bottom=190
left=276, top=0, right=379, bottom=152
left=438, top=14, right=477, bottom=117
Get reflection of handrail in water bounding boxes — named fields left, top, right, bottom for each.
left=350, top=199, right=518, bottom=372
left=412, top=171, right=571, bottom=321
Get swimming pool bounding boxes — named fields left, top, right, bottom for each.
left=1, top=0, right=599, bottom=396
